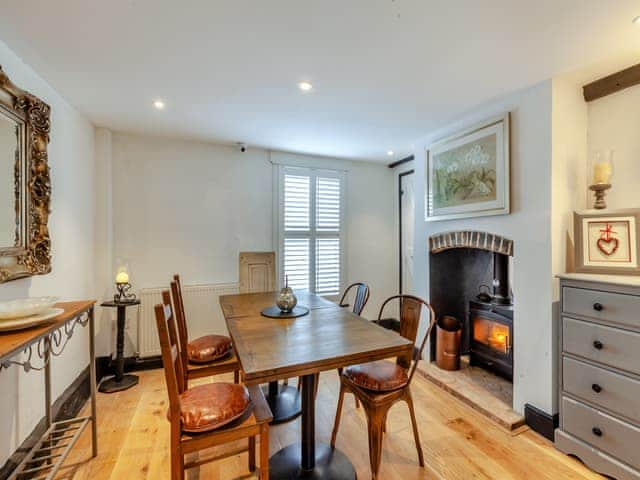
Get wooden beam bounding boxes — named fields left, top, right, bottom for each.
left=583, top=62, right=640, bottom=102
left=388, top=155, right=414, bottom=169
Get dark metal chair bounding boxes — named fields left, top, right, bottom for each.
left=338, top=282, right=370, bottom=316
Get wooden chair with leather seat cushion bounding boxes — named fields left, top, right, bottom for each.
left=171, top=274, right=241, bottom=384
left=154, top=292, right=271, bottom=480
left=331, top=294, right=436, bottom=480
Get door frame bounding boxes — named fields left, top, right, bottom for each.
left=398, top=169, right=415, bottom=294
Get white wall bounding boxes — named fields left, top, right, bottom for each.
left=102, top=135, right=396, bottom=353
left=0, top=40, right=96, bottom=465
left=412, top=81, right=555, bottom=414
left=587, top=83, right=640, bottom=210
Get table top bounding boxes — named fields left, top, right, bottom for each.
left=0, top=300, right=95, bottom=363
left=221, top=292, right=412, bottom=384
left=101, top=299, right=141, bottom=307
left=219, top=290, right=336, bottom=319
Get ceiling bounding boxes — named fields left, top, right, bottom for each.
left=1, top=1, right=639, bottom=162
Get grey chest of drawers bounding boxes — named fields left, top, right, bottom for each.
left=556, top=274, right=640, bottom=480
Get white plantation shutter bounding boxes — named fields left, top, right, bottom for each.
left=279, top=166, right=345, bottom=295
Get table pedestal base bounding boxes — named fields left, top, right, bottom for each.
left=98, top=374, right=138, bottom=393
left=262, top=382, right=302, bottom=424
left=269, top=443, right=356, bottom=480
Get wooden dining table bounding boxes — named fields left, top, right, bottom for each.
left=220, top=291, right=413, bottom=479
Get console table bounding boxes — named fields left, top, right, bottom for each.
left=0, top=301, right=97, bottom=480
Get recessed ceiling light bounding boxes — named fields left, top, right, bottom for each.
left=298, top=81, right=313, bottom=92
left=153, top=99, right=165, bottom=110
left=633, top=15, right=640, bottom=24
left=387, top=150, right=394, bottom=156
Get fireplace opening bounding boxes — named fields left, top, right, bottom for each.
left=428, top=231, right=514, bottom=381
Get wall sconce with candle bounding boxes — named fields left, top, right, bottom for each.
left=114, top=263, right=137, bottom=303
left=589, top=150, right=613, bottom=209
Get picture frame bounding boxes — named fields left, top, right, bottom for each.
left=573, top=209, right=640, bottom=276
left=425, top=112, right=510, bottom=222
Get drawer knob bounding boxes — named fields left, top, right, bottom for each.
left=592, top=427, right=603, bottom=437
left=591, top=383, right=602, bottom=393
left=593, top=302, right=604, bottom=312
left=593, top=340, right=604, bottom=350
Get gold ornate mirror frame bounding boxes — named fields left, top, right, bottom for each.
left=0, top=65, right=51, bottom=283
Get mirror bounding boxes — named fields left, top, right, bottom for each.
left=0, top=65, right=51, bottom=283
left=0, top=112, right=22, bottom=249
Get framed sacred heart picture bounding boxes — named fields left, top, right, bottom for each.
left=425, top=112, right=510, bottom=221
left=574, top=209, right=640, bottom=275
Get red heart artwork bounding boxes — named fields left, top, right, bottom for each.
left=597, top=237, right=619, bottom=256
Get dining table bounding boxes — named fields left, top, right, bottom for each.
left=220, top=291, right=413, bottom=479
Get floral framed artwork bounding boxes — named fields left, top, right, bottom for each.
left=425, top=112, right=510, bottom=221
left=574, top=209, right=640, bottom=275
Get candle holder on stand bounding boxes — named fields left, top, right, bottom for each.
left=589, top=183, right=611, bottom=210
left=113, top=265, right=137, bottom=303
left=589, top=150, right=613, bottom=210
left=114, top=281, right=137, bottom=303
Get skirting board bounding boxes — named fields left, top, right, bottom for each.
left=0, top=366, right=91, bottom=479
left=524, top=403, right=559, bottom=441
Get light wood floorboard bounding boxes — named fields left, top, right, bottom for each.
left=56, top=369, right=603, bottom=480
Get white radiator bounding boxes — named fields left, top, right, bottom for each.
left=138, top=282, right=239, bottom=358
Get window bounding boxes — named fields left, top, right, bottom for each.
left=277, top=166, right=345, bottom=295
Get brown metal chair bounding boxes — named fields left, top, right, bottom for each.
left=331, top=294, right=436, bottom=480
left=338, top=282, right=370, bottom=316
left=170, top=274, right=241, bottom=385
left=154, top=292, right=271, bottom=480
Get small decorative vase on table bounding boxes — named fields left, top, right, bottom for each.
left=276, top=275, right=297, bottom=313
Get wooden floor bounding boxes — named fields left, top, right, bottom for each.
left=56, top=369, right=603, bottom=480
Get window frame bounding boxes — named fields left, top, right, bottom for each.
left=275, top=164, right=347, bottom=296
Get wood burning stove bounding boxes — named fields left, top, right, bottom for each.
left=469, top=300, right=513, bottom=380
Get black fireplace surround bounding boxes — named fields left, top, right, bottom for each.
left=428, top=231, right=514, bottom=380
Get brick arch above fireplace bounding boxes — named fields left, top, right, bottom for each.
left=429, top=231, right=514, bottom=256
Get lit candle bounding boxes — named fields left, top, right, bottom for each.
left=593, top=162, right=612, bottom=184
left=116, top=271, right=129, bottom=284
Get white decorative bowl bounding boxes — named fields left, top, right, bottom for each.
left=0, top=297, right=59, bottom=320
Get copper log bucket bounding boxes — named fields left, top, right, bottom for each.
left=435, top=315, right=462, bottom=371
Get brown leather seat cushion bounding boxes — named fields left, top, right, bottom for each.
left=176, top=383, right=251, bottom=433
left=187, top=335, right=232, bottom=363
left=343, top=360, right=409, bottom=392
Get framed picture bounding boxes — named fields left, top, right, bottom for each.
left=425, top=112, right=510, bottom=221
left=574, top=209, right=640, bottom=275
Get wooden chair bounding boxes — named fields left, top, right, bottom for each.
left=331, top=294, right=436, bottom=480
left=154, top=292, right=271, bottom=480
left=170, top=275, right=241, bottom=385
left=338, top=282, right=370, bottom=316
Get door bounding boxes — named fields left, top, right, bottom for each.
left=399, top=171, right=415, bottom=294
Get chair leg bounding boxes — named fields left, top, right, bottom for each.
left=171, top=440, right=184, bottom=480
left=234, top=369, right=240, bottom=384
left=366, top=408, right=387, bottom=480
left=331, top=382, right=347, bottom=448
left=259, top=424, right=269, bottom=480
left=406, top=390, right=424, bottom=467
left=248, top=436, right=256, bottom=472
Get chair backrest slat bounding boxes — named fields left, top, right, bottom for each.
left=171, top=275, right=189, bottom=375
left=377, top=294, right=436, bottom=380
left=339, top=282, right=370, bottom=316
left=154, top=294, right=186, bottom=422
